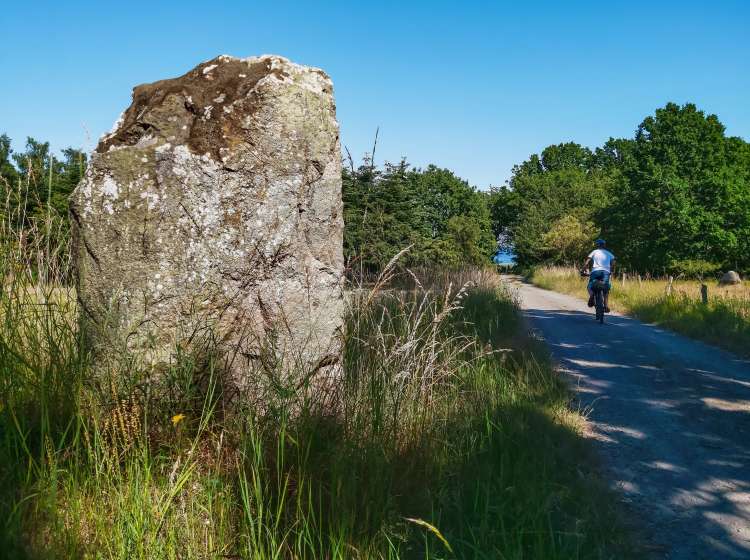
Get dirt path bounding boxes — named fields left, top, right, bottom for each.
left=505, top=276, right=750, bottom=559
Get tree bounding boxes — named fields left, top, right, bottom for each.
left=446, top=215, right=489, bottom=265
left=411, top=165, right=495, bottom=263
left=607, top=103, right=750, bottom=272
left=0, top=134, right=18, bottom=193
left=496, top=103, right=750, bottom=274
left=591, top=137, right=634, bottom=171
left=539, top=142, right=593, bottom=172
left=343, top=159, right=431, bottom=271
left=500, top=145, right=612, bottom=265
left=342, top=157, right=495, bottom=270
left=541, top=215, right=597, bottom=265
left=0, top=134, right=88, bottom=268
left=487, top=186, right=519, bottom=248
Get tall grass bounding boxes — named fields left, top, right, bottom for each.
left=531, top=266, right=750, bottom=356
left=0, top=197, right=629, bottom=557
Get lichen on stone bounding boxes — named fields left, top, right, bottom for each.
left=70, top=55, right=344, bottom=395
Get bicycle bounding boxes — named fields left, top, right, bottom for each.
left=580, top=270, right=607, bottom=324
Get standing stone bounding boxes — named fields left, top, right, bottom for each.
left=70, top=55, right=344, bottom=394
left=719, top=271, right=742, bottom=286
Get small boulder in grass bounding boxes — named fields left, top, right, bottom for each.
left=719, top=271, right=742, bottom=286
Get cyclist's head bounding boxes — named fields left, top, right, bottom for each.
left=595, top=238, right=606, bottom=248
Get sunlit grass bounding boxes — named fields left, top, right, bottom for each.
left=0, top=206, right=631, bottom=557
left=531, top=266, right=750, bottom=356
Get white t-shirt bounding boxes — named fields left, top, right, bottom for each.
left=588, top=249, right=615, bottom=272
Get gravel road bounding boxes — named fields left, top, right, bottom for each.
left=506, top=276, right=750, bottom=559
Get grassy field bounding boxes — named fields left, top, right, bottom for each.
left=0, top=223, right=633, bottom=559
left=531, top=266, right=750, bottom=357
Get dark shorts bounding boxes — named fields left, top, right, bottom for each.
left=588, top=270, right=611, bottom=292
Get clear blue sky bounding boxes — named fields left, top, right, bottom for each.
left=1, top=0, right=748, bottom=188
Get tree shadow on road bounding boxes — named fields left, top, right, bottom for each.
left=523, top=307, right=750, bottom=559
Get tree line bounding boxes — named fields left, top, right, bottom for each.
left=491, top=103, right=750, bottom=275
left=2, top=101, right=749, bottom=276
left=0, top=134, right=498, bottom=273
left=343, top=157, right=495, bottom=271
left=0, top=134, right=87, bottom=252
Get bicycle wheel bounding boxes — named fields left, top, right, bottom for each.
left=595, top=290, right=605, bottom=324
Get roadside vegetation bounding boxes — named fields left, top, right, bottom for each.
left=531, top=266, right=750, bottom=357
left=0, top=204, right=632, bottom=558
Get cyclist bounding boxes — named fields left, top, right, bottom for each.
left=582, top=239, right=616, bottom=313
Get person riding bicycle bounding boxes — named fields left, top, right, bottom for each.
left=582, top=239, right=616, bottom=313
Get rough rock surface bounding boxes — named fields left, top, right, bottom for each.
left=719, top=271, right=742, bottom=286
left=70, top=55, right=344, bottom=392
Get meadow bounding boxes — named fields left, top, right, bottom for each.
left=0, top=221, right=633, bottom=558
left=530, top=266, right=750, bottom=357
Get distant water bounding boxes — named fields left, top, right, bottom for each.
left=492, top=250, right=516, bottom=265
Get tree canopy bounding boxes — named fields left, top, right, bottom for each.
left=607, top=103, right=750, bottom=273
left=1, top=135, right=86, bottom=240
left=494, top=103, right=750, bottom=275
left=491, top=143, right=614, bottom=266
left=343, top=159, right=495, bottom=271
